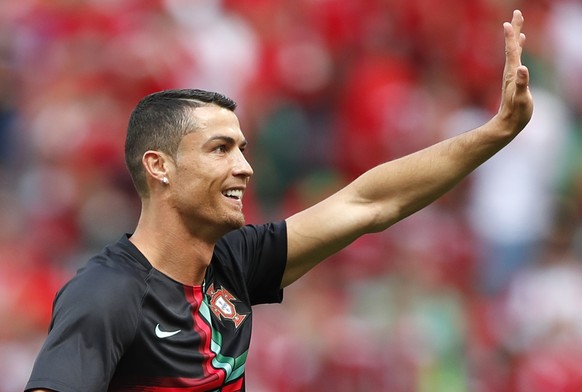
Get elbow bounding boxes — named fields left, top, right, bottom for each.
left=366, top=202, right=402, bottom=233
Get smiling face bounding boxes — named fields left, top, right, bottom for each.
left=166, top=104, right=253, bottom=237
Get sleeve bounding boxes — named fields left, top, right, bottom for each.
left=221, top=220, right=288, bottom=305
left=25, top=261, right=143, bottom=392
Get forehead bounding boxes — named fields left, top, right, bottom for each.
left=182, top=104, right=245, bottom=143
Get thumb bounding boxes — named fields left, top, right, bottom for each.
left=515, top=65, right=529, bottom=91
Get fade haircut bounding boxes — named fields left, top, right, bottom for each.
left=125, top=89, right=237, bottom=198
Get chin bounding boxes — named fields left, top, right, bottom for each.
left=225, top=214, right=246, bottom=230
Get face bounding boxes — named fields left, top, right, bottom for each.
left=167, top=104, right=254, bottom=237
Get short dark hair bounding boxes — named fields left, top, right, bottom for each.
left=125, top=89, right=237, bottom=198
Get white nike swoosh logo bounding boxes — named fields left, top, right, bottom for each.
left=155, top=324, right=181, bottom=338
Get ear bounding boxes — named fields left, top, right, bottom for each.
left=142, top=150, right=172, bottom=185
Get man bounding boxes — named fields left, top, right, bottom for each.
left=27, top=10, right=532, bottom=392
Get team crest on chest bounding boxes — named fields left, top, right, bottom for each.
left=206, top=284, right=247, bottom=328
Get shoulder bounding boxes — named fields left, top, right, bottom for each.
left=215, top=221, right=287, bottom=268
left=219, top=221, right=287, bottom=250
left=54, top=238, right=151, bottom=321
left=214, top=221, right=288, bottom=304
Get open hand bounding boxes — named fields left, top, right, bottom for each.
left=497, top=10, right=534, bottom=134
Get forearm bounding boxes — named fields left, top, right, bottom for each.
left=351, top=10, right=532, bottom=233
left=351, top=114, right=519, bottom=232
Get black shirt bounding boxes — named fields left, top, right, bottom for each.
left=26, top=221, right=287, bottom=392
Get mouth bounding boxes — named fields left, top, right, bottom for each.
left=222, top=188, right=244, bottom=201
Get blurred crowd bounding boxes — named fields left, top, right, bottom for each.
left=1, top=0, right=582, bottom=390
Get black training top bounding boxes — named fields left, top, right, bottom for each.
left=26, top=221, right=287, bottom=392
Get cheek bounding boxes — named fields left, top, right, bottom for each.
left=173, top=156, right=225, bottom=199
left=175, top=168, right=221, bottom=201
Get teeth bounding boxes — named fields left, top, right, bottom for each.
left=223, top=189, right=243, bottom=200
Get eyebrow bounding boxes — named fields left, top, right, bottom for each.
left=204, top=135, right=248, bottom=148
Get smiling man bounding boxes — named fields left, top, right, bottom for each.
left=27, top=10, right=533, bottom=392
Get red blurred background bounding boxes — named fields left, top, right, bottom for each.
left=2, top=0, right=582, bottom=390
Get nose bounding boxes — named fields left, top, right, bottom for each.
left=233, top=149, right=254, bottom=179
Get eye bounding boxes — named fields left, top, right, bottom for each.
left=214, top=145, right=227, bottom=153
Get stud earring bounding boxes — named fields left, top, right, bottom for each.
left=161, top=177, right=169, bottom=185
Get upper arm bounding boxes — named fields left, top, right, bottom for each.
left=26, top=265, right=141, bottom=391
left=282, top=183, right=387, bottom=287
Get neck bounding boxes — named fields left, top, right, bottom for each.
left=129, top=204, right=217, bottom=286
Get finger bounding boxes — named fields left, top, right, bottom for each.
left=511, top=10, right=525, bottom=60
left=503, top=23, right=517, bottom=83
left=519, top=32, right=526, bottom=49
left=511, top=9, right=524, bottom=38
left=503, top=14, right=523, bottom=70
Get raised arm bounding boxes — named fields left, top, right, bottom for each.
left=282, top=10, right=533, bottom=287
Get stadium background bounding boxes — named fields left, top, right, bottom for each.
left=1, top=0, right=582, bottom=390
